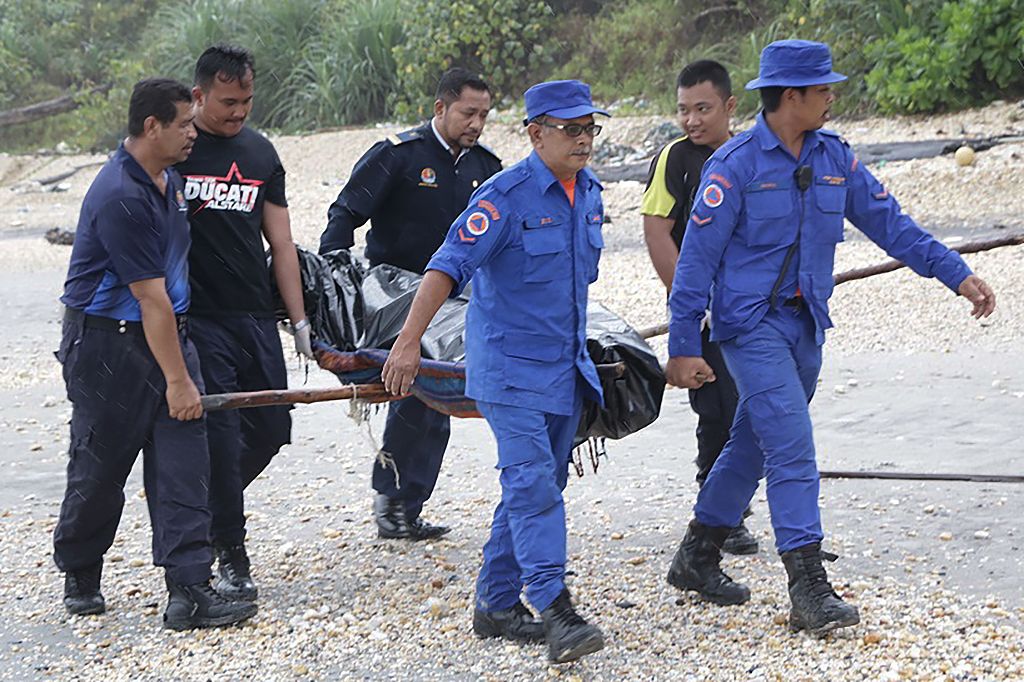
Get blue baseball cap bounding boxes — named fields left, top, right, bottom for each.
left=522, top=80, right=610, bottom=125
left=744, top=40, right=847, bottom=90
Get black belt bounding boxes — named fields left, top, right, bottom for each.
left=782, top=296, right=803, bottom=309
left=82, top=313, right=188, bottom=335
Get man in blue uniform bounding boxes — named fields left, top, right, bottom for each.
left=54, top=78, right=256, bottom=630
left=177, top=45, right=311, bottom=603
left=665, top=40, right=996, bottom=636
left=381, top=80, right=609, bottom=664
left=319, top=68, right=502, bottom=541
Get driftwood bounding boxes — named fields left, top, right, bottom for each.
left=36, top=160, right=106, bottom=186
left=0, top=84, right=111, bottom=129
left=593, top=133, right=1024, bottom=184
left=638, top=231, right=1024, bottom=339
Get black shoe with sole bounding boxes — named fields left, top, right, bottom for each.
left=781, top=543, right=860, bottom=637
left=63, top=562, right=105, bottom=616
left=163, top=577, right=257, bottom=631
left=374, top=494, right=450, bottom=540
left=473, top=602, right=545, bottom=642
left=721, top=523, right=759, bottom=556
left=540, top=589, right=604, bottom=664
left=214, top=542, right=258, bottom=601
left=667, top=518, right=751, bottom=606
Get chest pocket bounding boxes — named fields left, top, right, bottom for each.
left=521, top=216, right=570, bottom=283
left=812, top=180, right=847, bottom=243
left=743, top=183, right=796, bottom=246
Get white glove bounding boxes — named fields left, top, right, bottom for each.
left=292, top=319, right=314, bottom=359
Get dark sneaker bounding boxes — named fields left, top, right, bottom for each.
left=63, top=563, right=105, bottom=616
left=781, top=543, right=860, bottom=637
left=721, top=523, right=759, bottom=556
left=540, top=589, right=604, bottom=664
left=163, top=577, right=257, bottom=631
left=667, top=518, right=751, bottom=606
left=214, top=543, right=257, bottom=602
left=473, top=602, right=545, bottom=642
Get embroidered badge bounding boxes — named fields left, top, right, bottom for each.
left=419, top=167, right=437, bottom=187
left=873, top=186, right=889, bottom=200
left=477, top=199, right=501, bottom=221
left=466, top=211, right=490, bottom=236
left=821, top=175, right=846, bottom=186
left=691, top=213, right=713, bottom=227
left=703, top=184, right=724, bottom=208
left=176, top=190, right=187, bottom=211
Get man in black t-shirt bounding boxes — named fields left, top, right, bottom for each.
left=641, top=61, right=759, bottom=556
left=319, top=69, right=502, bottom=541
left=176, top=45, right=311, bottom=602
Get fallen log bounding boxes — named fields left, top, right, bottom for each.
left=638, top=231, right=1024, bottom=339
left=0, top=84, right=112, bottom=128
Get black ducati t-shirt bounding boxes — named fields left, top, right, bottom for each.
left=176, top=126, right=287, bottom=317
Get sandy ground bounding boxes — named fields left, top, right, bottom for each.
left=1, top=103, right=1023, bottom=680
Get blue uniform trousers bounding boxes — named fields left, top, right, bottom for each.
left=52, top=310, right=213, bottom=585
left=189, top=315, right=291, bottom=546
left=475, top=387, right=582, bottom=614
left=694, top=305, right=823, bottom=553
left=373, top=397, right=450, bottom=521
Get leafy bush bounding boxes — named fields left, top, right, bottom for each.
left=866, top=0, right=1024, bottom=113
left=391, top=0, right=556, bottom=119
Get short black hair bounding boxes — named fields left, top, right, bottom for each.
left=194, top=44, right=255, bottom=90
left=677, top=60, right=732, bottom=100
left=127, top=78, right=192, bottom=137
left=436, top=67, right=490, bottom=105
left=760, top=85, right=807, bottom=112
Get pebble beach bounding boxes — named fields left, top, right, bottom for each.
left=1, top=101, right=1023, bottom=680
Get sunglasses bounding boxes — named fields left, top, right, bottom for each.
left=539, top=121, right=603, bottom=138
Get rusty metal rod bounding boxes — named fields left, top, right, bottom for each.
left=638, top=231, right=1024, bottom=339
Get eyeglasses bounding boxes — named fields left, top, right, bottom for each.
left=539, top=121, right=603, bottom=138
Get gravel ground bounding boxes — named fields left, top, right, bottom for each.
left=1, top=103, right=1023, bottom=680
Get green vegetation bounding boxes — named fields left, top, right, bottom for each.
left=1, top=0, right=1022, bottom=152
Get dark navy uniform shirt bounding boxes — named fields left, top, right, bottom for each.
left=62, top=144, right=191, bottom=321
left=669, top=112, right=972, bottom=357
left=319, top=122, right=502, bottom=273
left=427, top=151, right=605, bottom=416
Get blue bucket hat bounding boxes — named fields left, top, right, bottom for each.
left=523, top=80, right=610, bottom=125
left=744, top=39, right=847, bottom=90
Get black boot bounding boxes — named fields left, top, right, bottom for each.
left=473, top=601, right=545, bottom=642
left=163, top=576, right=258, bottom=631
left=781, top=543, right=860, bottom=636
left=214, top=543, right=257, bottom=602
left=540, top=589, right=604, bottom=664
left=63, top=562, right=105, bottom=616
left=667, top=519, right=751, bottom=605
left=721, top=522, right=759, bottom=555
left=374, top=494, right=450, bottom=540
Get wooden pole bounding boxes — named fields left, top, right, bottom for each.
left=638, top=231, right=1024, bottom=340
left=201, top=383, right=392, bottom=412
left=820, top=470, right=1024, bottom=484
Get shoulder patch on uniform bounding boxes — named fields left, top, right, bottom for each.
left=477, top=198, right=501, bottom=220
left=492, top=166, right=529, bottom=195
left=702, top=184, right=725, bottom=208
left=386, top=129, right=422, bottom=146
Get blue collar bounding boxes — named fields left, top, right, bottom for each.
left=753, top=111, right=824, bottom=160
left=526, top=150, right=601, bottom=194
left=115, top=143, right=166, bottom=191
